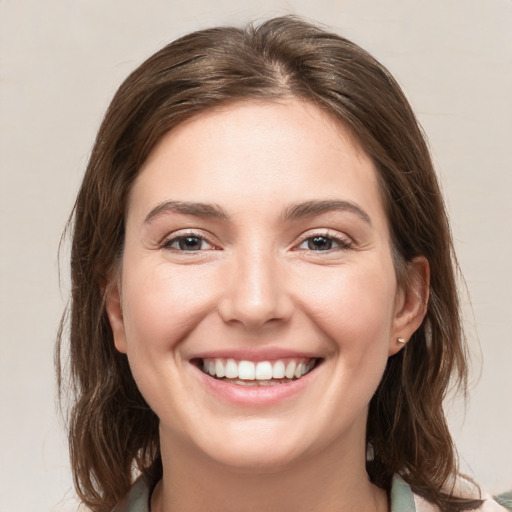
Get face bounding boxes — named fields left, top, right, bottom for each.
left=107, top=99, right=427, bottom=472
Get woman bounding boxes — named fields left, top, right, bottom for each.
left=57, top=16, right=511, bottom=512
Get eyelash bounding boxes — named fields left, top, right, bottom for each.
left=161, top=232, right=217, bottom=252
left=160, top=231, right=352, bottom=253
left=295, top=233, right=353, bottom=252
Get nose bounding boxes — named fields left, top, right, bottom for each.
left=217, top=246, right=293, bottom=330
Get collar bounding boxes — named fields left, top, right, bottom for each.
left=116, top=474, right=420, bottom=512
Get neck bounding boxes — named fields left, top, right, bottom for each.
left=152, top=428, right=388, bottom=512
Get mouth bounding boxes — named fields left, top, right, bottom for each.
left=193, top=357, right=321, bottom=386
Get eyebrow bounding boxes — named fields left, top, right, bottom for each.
left=281, top=200, right=372, bottom=225
left=144, top=199, right=371, bottom=226
left=144, top=200, right=229, bottom=224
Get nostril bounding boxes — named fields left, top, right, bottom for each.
left=217, top=296, right=294, bottom=330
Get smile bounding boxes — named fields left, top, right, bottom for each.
left=198, top=358, right=317, bottom=386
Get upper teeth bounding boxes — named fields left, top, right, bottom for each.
left=201, top=358, right=315, bottom=381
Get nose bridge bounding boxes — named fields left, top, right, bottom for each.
left=218, top=239, right=290, bottom=328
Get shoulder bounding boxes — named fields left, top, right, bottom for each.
left=413, top=492, right=511, bottom=512
left=391, top=475, right=512, bottom=512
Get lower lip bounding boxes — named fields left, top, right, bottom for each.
left=193, top=366, right=315, bottom=406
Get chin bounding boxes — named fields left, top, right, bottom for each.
left=203, top=443, right=305, bottom=475
left=188, top=418, right=325, bottom=474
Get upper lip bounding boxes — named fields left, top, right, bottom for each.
left=189, top=347, right=321, bottom=362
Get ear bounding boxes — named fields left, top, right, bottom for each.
left=389, top=256, right=430, bottom=356
left=105, top=277, right=128, bottom=354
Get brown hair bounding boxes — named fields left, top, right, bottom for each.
left=57, top=16, right=480, bottom=511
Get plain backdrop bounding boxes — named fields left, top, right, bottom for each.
left=0, top=1, right=511, bottom=511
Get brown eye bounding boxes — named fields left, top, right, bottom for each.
left=308, top=236, right=333, bottom=251
left=164, top=235, right=212, bottom=251
left=297, top=234, right=352, bottom=252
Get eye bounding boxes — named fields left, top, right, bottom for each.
left=297, top=234, right=352, bottom=252
left=162, top=234, right=215, bottom=252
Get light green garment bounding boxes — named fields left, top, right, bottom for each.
left=390, top=475, right=417, bottom=512
left=114, top=474, right=511, bottom=512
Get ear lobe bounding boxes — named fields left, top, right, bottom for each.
left=105, top=279, right=128, bottom=354
left=389, top=256, right=430, bottom=356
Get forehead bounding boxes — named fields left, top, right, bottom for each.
left=142, top=98, right=370, bottom=174
left=128, top=99, right=387, bottom=229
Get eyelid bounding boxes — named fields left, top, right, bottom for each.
left=158, top=228, right=353, bottom=253
left=293, top=229, right=353, bottom=251
left=160, top=229, right=220, bottom=251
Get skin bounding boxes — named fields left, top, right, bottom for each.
left=106, top=99, right=429, bottom=512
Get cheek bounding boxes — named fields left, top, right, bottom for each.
left=297, top=261, right=397, bottom=347
left=120, top=260, right=219, bottom=354
left=118, top=261, right=220, bottom=420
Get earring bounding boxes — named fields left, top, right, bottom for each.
left=397, top=337, right=406, bottom=344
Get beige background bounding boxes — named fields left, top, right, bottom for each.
left=0, top=1, right=511, bottom=510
